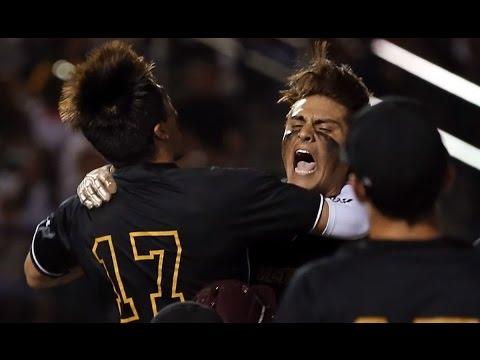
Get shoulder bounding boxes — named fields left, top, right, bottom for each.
left=293, top=240, right=375, bottom=284
left=207, top=167, right=274, bottom=180
left=330, top=184, right=356, bottom=203
left=58, top=195, right=81, bottom=208
left=291, top=244, right=362, bottom=287
left=447, top=237, right=480, bottom=260
left=172, top=166, right=267, bottom=178
left=55, top=195, right=85, bottom=223
left=58, top=195, right=82, bottom=212
left=329, top=184, right=364, bottom=210
left=191, top=167, right=282, bottom=188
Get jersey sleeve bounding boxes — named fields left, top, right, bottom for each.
left=29, top=196, right=79, bottom=277
left=228, top=169, right=322, bottom=243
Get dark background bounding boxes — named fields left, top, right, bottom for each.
left=1, top=38, right=479, bottom=322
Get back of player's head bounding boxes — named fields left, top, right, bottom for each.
left=345, top=97, right=450, bottom=223
left=151, top=301, right=223, bottom=323
left=59, top=40, right=170, bottom=165
left=278, top=41, right=371, bottom=117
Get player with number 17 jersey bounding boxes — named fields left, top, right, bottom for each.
left=31, top=163, right=322, bottom=322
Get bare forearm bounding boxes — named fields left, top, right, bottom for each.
left=24, top=252, right=83, bottom=289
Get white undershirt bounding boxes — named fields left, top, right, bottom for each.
left=312, top=184, right=370, bottom=240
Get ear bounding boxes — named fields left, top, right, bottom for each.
left=349, top=173, right=368, bottom=202
left=154, top=123, right=170, bottom=141
left=443, top=163, right=456, bottom=192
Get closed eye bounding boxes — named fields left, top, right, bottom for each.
left=314, top=120, right=340, bottom=133
left=315, top=125, right=333, bottom=133
left=289, top=115, right=305, bottom=128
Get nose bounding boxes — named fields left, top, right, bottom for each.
left=298, top=124, right=315, bottom=143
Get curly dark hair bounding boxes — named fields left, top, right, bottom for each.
left=59, top=40, right=168, bottom=164
left=279, top=41, right=371, bottom=116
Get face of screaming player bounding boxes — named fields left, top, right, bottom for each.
left=281, top=95, right=350, bottom=197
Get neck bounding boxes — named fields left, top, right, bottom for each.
left=369, top=206, right=441, bottom=241
left=324, top=170, right=349, bottom=197
left=150, top=149, right=175, bottom=164
left=325, top=182, right=344, bottom=197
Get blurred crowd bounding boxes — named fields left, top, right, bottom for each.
left=1, top=38, right=479, bottom=322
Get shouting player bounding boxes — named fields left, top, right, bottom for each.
left=24, top=41, right=366, bottom=322
left=251, top=42, right=372, bottom=290
left=277, top=98, right=480, bottom=323
left=79, top=42, right=370, bottom=240
left=76, top=41, right=372, bottom=295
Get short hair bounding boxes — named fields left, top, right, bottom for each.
left=279, top=41, right=371, bottom=117
left=346, top=97, right=449, bottom=224
left=59, top=40, right=168, bottom=165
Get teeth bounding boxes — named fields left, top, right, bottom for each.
left=296, top=149, right=310, bottom=155
left=295, top=168, right=316, bottom=175
left=294, top=149, right=316, bottom=176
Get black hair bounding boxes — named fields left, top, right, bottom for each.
left=59, top=40, right=168, bottom=165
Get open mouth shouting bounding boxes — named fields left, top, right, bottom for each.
left=294, top=149, right=317, bottom=176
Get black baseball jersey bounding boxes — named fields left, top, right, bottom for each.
left=30, top=163, right=321, bottom=323
left=276, top=237, right=480, bottom=322
left=250, top=235, right=347, bottom=296
left=250, top=184, right=356, bottom=297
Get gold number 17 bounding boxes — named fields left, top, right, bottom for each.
left=92, top=231, right=184, bottom=323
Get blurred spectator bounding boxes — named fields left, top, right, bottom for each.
left=0, top=145, right=53, bottom=230
left=58, top=133, right=106, bottom=201
left=23, top=62, right=70, bottom=152
left=173, top=51, right=248, bottom=168
left=0, top=39, right=26, bottom=81
left=177, top=96, right=248, bottom=168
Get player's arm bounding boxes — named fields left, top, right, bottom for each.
left=76, top=166, right=368, bottom=240
left=24, top=207, right=83, bottom=289
left=24, top=254, right=83, bottom=289
left=230, top=170, right=368, bottom=241
left=311, top=185, right=369, bottom=239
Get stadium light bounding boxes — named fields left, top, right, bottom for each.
left=438, top=129, right=480, bottom=170
left=370, top=40, right=480, bottom=171
left=52, top=60, right=75, bottom=81
left=194, top=38, right=480, bottom=171
left=370, top=96, right=480, bottom=171
left=371, top=39, right=480, bottom=107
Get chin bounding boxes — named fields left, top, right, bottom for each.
left=288, top=173, right=322, bottom=192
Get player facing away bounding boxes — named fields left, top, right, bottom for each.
left=276, top=98, right=480, bottom=323
left=24, top=41, right=366, bottom=323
